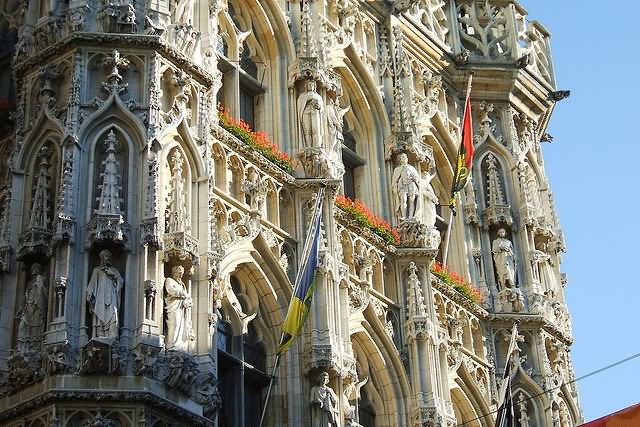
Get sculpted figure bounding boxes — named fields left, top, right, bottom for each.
left=492, top=228, right=516, bottom=288
left=164, top=265, right=194, bottom=351
left=174, top=0, right=195, bottom=25
left=297, top=79, right=324, bottom=149
left=420, top=168, right=438, bottom=228
left=311, top=371, right=340, bottom=427
left=17, top=263, right=48, bottom=353
left=392, top=153, right=420, bottom=220
left=87, top=249, right=123, bottom=338
left=242, top=169, right=266, bottom=211
left=326, top=96, right=349, bottom=156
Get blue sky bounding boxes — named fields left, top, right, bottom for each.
left=522, top=0, right=640, bottom=421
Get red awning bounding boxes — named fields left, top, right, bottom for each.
left=578, top=403, right=640, bottom=427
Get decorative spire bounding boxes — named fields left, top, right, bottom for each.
left=299, top=1, right=315, bottom=57
left=95, top=131, right=123, bottom=216
left=485, top=153, right=506, bottom=206
left=166, top=149, right=189, bottom=233
left=407, top=262, right=427, bottom=318
left=29, top=146, right=51, bottom=230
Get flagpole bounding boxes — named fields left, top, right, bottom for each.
left=442, top=196, right=455, bottom=266
left=259, top=351, right=282, bottom=427
left=259, top=185, right=326, bottom=427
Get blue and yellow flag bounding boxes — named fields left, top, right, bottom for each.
left=278, top=190, right=324, bottom=353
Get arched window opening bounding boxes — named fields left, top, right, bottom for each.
left=342, top=122, right=365, bottom=200
left=217, top=277, right=269, bottom=427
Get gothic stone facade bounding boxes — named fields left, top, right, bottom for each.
left=0, top=0, right=582, bottom=426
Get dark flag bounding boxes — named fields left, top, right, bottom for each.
left=449, top=83, right=474, bottom=215
left=495, top=323, right=518, bottom=427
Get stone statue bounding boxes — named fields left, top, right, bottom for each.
left=326, top=96, right=349, bottom=157
left=419, top=168, right=438, bottom=228
left=311, top=371, right=340, bottom=427
left=242, top=169, right=266, bottom=212
left=174, top=0, right=195, bottom=25
left=87, top=249, right=123, bottom=339
left=492, top=228, right=516, bottom=288
left=391, top=153, right=420, bottom=221
left=164, top=265, right=194, bottom=351
left=297, top=79, right=324, bottom=149
left=17, top=263, right=48, bottom=353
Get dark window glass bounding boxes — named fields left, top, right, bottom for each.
left=240, top=87, right=255, bottom=129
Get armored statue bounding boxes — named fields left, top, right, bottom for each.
left=297, top=79, right=324, bottom=149
left=392, top=153, right=420, bottom=221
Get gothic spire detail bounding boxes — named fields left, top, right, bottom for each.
left=96, top=131, right=123, bottom=216
left=166, top=149, right=189, bottom=234
left=29, top=146, right=52, bottom=231
left=485, top=154, right=507, bottom=207
left=407, top=262, right=427, bottom=318
left=299, top=1, right=315, bottom=58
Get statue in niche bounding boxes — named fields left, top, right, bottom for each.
left=164, top=265, right=194, bottom=351
left=326, top=96, right=349, bottom=158
left=492, top=228, right=516, bottom=289
left=297, top=79, right=324, bottom=149
left=392, top=153, right=420, bottom=221
left=419, top=167, right=438, bottom=228
left=174, top=0, right=196, bottom=25
left=17, top=263, right=48, bottom=353
left=87, top=249, right=123, bottom=339
left=242, top=169, right=266, bottom=212
left=311, top=371, right=340, bottom=427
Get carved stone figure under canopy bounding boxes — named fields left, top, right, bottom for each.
left=392, top=153, right=420, bottom=221
left=311, top=371, right=340, bottom=427
left=164, top=265, right=194, bottom=351
left=242, top=169, right=266, bottom=212
left=492, top=228, right=516, bottom=288
left=297, top=79, right=324, bottom=149
left=326, top=96, right=349, bottom=157
left=17, top=263, right=48, bottom=353
left=419, top=168, right=438, bottom=228
left=87, top=249, right=124, bottom=339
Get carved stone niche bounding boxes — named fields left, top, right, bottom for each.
left=495, top=287, right=525, bottom=313
left=79, top=339, right=122, bottom=375
left=88, top=130, right=129, bottom=248
left=483, top=205, right=513, bottom=228
left=397, top=219, right=441, bottom=249
left=18, top=145, right=57, bottom=261
left=305, top=344, right=341, bottom=374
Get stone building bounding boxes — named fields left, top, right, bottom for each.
left=0, top=0, right=582, bottom=426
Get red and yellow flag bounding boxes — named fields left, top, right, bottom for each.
left=449, top=89, right=474, bottom=214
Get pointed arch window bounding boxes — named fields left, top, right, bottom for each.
left=341, top=120, right=365, bottom=200
left=216, top=275, right=270, bottom=427
left=218, top=2, right=266, bottom=131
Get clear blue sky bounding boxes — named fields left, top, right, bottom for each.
left=522, top=0, right=640, bottom=422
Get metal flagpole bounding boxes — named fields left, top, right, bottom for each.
left=442, top=199, right=455, bottom=266
left=259, top=351, right=282, bottom=427
left=258, top=185, right=325, bottom=427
